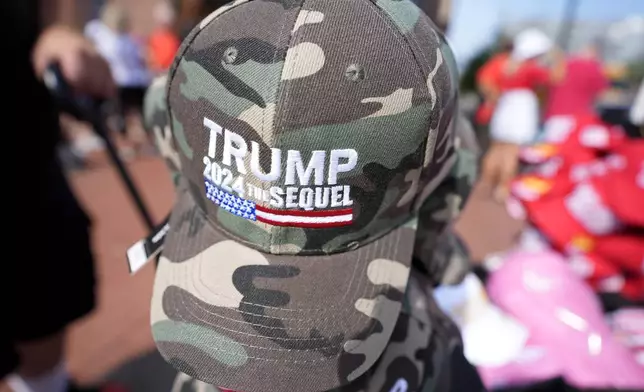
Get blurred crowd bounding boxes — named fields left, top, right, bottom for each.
left=475, top=30, right=609, bottom=154
left=60, top=1, right=181, bottom=167
left=436, top=25, right=644, bottom=392
left=472, top=27, right=643, bottom=200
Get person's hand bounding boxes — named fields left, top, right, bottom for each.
left=32, top=25, right=116, bottom=98
left=480, top=141, right=521, bottom=203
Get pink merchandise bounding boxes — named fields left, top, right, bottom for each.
left=480, top=250, right=644, bottom=390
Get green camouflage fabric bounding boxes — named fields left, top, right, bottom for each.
left=169, top=270, right=482, bottom=392
left=155, top=179, right=418, bottom=392
left=413, top=113, right=479, bottom=286
left=144, top=82, right=477, bottom=288
left=150, top=0, right=471, bottom=391
left=144, top=73, right=182, bottom=187
left=143, top=79, right=478, bottom=288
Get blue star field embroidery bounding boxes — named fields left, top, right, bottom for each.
left=205, top=179, right=256, bottom=221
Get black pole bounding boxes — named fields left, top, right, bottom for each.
left=91, top=107, right=156, bottom=231
left=556, top=0, right=580, bottom=52
left=44, top=64, right=156, bottom=232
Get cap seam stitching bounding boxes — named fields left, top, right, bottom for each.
left=267, top=0, right=308, bottom=250
left=365, top=0, right=437, bottom=217
left=169, top=277, right=394, bottom=362
left=164, top=0, right=258, bottom=182
left=171, top=258, right=385, bottom=351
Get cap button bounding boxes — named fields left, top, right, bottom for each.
left=346, top=241, right=360, bottom=250
left=223, top=47, right=238, bottom=64
left=345, top=64, right=365, bottom=82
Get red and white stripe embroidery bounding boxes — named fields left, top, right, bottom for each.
left=254, top=205, right=353, bottom=228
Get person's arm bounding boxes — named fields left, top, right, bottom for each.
left=529, top=62, right=552, bottom=88
left=39, top=0, right=65, bottom=27
left=31, top=0, right=115, bottom=98
left=32, top=25, right=116, bottom=98
left=476, top=59, right=496, bottom=95
left=546, top=47, right=567, bottom=83
left=39, top=0, right=93, bottom=29
left=477, top=57, right=504, bottom=112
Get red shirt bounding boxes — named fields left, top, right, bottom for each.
left=544, top=56, right=608, bottom=120
left=475, top=53, right=509, bottom=125
left=148, top=28, right=180, bottom=72
left=497, top=59, right=550, bottom=91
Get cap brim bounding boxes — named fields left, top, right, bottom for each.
left=151, top=183, right=416, bottom=392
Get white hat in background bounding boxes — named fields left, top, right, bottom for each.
left=512, top=28, right=553, bottom=61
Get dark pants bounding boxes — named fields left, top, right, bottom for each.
left=0, top=158, right=96, bottom=378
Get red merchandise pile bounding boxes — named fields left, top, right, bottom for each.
left=507, top=115, right=644, bottom=301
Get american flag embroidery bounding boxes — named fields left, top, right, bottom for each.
left=205, top=180, right=353, bottom=228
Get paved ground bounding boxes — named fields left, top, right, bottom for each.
left=63, top=150, right=523, bottom=390
left=65, top=154, right=174, bottom=385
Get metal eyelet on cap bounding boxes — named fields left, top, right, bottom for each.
left=223, top=47, right=238, bottom=64
left=346, top=241, right=360, bottom=250
left=345, top=64, right=365, bottom=82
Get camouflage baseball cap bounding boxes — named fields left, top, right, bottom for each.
left=151, top=0, right=458, bottom=391
left=169, top=269, right=482, bottom=392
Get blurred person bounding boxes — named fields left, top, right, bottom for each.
left=542, top=39, right=610, bottom=142
left=482, top=28, right=554, bottom=202
left=413, top=0, right=451, bottom=31
left=172, top=0, right=453, bottom=41
left=85, top=3, right=154, bottom=157
left=174, top=0, right=232, bottom=40
left=2, top=1, right=125, bottom=392
left=474, top=37, right=513, bottom=149
left=148, top=1, right=181, bottom=75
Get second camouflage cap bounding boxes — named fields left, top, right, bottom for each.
left=151, top=0, right=458, bottom=391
